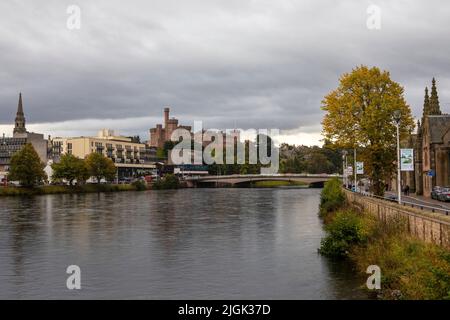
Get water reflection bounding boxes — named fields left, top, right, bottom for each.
left=0, top=189, right=366, bottom=299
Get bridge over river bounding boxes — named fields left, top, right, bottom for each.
left=184, top=174, right=341, bottom=187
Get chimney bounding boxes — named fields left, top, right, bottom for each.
left=164, top=107, right=170, bottom=129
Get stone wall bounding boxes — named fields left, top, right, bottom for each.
left=345, top=190, right=450, bottom=248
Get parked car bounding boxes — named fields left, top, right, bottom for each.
left=386, top=194, right=397, bottom=202
left=431, top=186, right=443, bottom=200
left=437, top=187, right=450, bottom=202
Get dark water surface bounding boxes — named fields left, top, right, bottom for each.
left=0, top=188, right=366, bottom=299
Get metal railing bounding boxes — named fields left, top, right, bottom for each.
left=186, top=173, right=342, bottom=181
left=346, top=188, right=450, bottom=216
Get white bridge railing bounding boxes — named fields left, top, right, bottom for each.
left=185, top=173, right=342, bottom=181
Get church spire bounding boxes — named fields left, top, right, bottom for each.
left=429, top=77, right=441, bottom=115
left=421, top=87, right=430, bottom=124
left=13, top=92, right=26, bottom=134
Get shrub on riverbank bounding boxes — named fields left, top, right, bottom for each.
left=0, top=183, right=145, bottom=196
left=152, top=174, right=180, bottom=190
left=319, top=177, right=345, bottom=217
left=131, top=180, right=148, bottom=191
left=319, top=209, right=373, bottom=257
left=318, top=186, right=450, bottom=299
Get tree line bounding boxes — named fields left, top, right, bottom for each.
left=279, top=141, right=342, bottom=174
left=7, top=143, right=117, bottom=187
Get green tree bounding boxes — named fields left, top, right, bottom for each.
left=8, top=143, right=47, bottom=187
left=156, top=148, right=165, bottom=159
left=305, top=151, right=335, bottom=174
left=163, top=140, right=176, bottom=158
left=279, top=142, right=341, bottom=174
left=51, top=154, right=89, bottom=185
left=321, top=66, right=414, bottom=195
left=85, top=152, right=117, bottom=183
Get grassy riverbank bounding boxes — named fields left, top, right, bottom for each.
left=319, top=178, right=450, bottom=300
left=0, top=182, right=147, bottom=196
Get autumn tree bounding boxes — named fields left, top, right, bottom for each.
left=8, top=143, right=47, bottom=187
left=321, top=66, right=414, bottom=195
left=51, top=154, right=89, bottom=185
left=85, top=152, right=117, bottom=183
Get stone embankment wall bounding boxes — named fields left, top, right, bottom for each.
left=345, top=190, right=450, bottom=248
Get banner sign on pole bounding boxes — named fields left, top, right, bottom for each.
left=356, top=162, right=364, bottom=174
left=346, top=166, right=353, bottom=176
left=400, top=149, right=414, bottom=171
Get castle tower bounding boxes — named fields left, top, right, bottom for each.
left=13, top=93, right=27, bottom=134
left=164, top=107, right=170, bottom=129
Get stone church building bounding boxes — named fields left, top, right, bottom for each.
left=0, top=93, right=49, bottom=175
left=407, top=78, right=450, bottom=197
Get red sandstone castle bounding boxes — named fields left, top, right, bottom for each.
left=149, top=108, right=192, bottom=149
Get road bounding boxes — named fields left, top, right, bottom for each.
left=385, top=191, right=450, bottom=212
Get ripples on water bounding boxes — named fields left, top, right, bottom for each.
left=0, top=188, right=366, bottom=299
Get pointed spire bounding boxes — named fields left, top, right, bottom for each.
left=421, top=87, right=430, bottom=124
left=429, top=77, right=441, bottom=115
left=13, top=92, right=26, bottom=134
left=17, top=92, right=23, bottom=114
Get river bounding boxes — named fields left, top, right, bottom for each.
left=0, top=188, right=367, bottom=299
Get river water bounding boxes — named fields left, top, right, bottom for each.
left=0, top=188, right=366, bottom=299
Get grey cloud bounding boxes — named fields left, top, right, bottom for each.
left=1, top=0, right=450, bottom=142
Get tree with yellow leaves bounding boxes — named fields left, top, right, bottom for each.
left=321, top=66, right=414, bottom=195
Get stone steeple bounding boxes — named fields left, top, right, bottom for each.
left=421, top=87, right=430, bottom=125
left=429, top=77, right=441, bottom=115
left=13, top=92, right=27, bottom=134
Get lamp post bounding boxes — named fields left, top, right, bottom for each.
left=393, top=110, right=402, bottom=204
left=354, top=147, right=357, bottom=192
left=342, top=150, right=348, bottom=188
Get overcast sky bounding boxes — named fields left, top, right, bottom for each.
left=1, top=0, right=450, bottom=145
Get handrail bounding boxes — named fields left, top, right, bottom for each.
left=345, top=188, right=450, bottom=216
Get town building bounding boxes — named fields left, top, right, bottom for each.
left=411, top=78, right=450, bottom=197
left=52, top=129, right=157, bottom=180
left=0, top=93, right=49, bottom=177
left=149, top=107, right=191, bottom=148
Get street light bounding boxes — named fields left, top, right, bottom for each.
left=393, top=110, right=401, bottom=204
left=354, top=147, right=357, bottom=192
left=342, top=150, right=348, bottom=188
